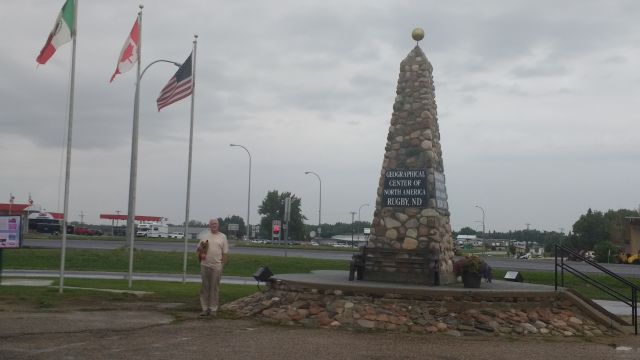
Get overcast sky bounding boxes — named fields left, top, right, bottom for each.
left=1, top=0, right=639, bottom=234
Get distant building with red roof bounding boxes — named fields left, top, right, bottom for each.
left=0, top=203, right=31, bottom=216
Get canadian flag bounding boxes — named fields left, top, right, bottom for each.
left=110, top=18, right=140, bottom=82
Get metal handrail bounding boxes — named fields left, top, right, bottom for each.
left=561, top=263, right=633, bottom=306
left=555, top=244, right=638, bottom=334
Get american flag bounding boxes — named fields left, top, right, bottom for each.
left=157, top=53, right=193, bottom=111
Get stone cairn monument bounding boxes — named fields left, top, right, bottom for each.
left=365, top=28, right=455, bottom=285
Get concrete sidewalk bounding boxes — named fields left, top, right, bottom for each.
left=1, top=269, right=259, bottom=285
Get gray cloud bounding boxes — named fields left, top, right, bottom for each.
left=1, top=0, right=639, bottom=232
left=510, top=63, right=568, bottom=78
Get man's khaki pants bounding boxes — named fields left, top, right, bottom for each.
left=200, top=265, right=222, bottom=312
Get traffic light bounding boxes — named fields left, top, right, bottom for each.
left=272, top=224, right=281, bottom=241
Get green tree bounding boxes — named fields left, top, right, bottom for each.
left=218, top=215, right=246, bottom=238
left=603, top=209, right=638, bottom=246
left=457, top=227, right=477, bottom=236
left=569, top=208, right=639, bottom=250
left=571, top=208, right=607, bottom=250
left=187, top=219, right=207, bottom=227
left=593, top=241, right=618, bottom=263
left=258, top=190, right=306, bottom=240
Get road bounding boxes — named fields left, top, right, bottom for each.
left=23, top=238, right=354, bottom=260
left=21, top=238, right=640, bottom=278
left=3, top=313, right=638, bottom=360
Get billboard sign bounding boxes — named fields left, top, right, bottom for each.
left=0, top=215, right=22, bottom=249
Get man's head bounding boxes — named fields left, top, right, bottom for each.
left=209, top=218, right=220, bottom=233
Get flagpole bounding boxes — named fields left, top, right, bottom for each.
left=59, top=0, right=78, bottom=294
left=126, top=5, right=143, bottom=289
left=183, top=35, right=198, bottom=282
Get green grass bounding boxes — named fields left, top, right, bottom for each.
left=0, top=278, right=257, bottom=311
left=492, top=269, right=640, bottom=301
left=2, top=248, right=349, bottom=276
left=4, top=248, right=640, bottom=302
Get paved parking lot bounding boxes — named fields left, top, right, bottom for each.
left=1, top=304, right=640, bottom=360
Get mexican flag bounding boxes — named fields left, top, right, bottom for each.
left=36, top=0, right=75, bottom=65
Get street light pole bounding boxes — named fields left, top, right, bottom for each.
left=358, top=203, right=369, bottom=242
left=305, top=171, right=322, bottom=237
left=230, top=144, right=251, bottom=239
left=475, top=205, right=485, bottom=256
left=350, top=211, right=356, bottom=248
left=125, top=52, right=182, bottom=288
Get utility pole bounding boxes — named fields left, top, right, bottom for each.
left=525, top=223, right=531, bottom=251
left=358, top=203, right=370, bottom=242
left=475, top=205, right=486, bottom=256
left=350, top=211, right=356, bottom=248
left=79, top=211, right=85, bottom=224
left=284, top=197, right=291, bottom=258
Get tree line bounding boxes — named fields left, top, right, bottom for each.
left=454, top=208, right=639, bottom=261
left=183, top=188, right=639, bottom=257
left=181, top=190, right=373, bottom=240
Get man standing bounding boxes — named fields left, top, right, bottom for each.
left=196, top=218, right=228, bottom=317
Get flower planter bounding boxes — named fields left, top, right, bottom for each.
left=462, top=272, right=482, bottom=288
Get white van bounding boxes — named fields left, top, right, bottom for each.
left=146, top=223, right=169, bottom=238
left=136, top=222, right=168, bottom=238
left=136, top=224, right=151, bottom=237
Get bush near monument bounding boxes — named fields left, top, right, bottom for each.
left=454, top=255, right=492, bottom=286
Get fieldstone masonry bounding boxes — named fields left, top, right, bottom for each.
left=367, top=40, right=455, bottom=284
left=222, top=283, right=615, bottom=337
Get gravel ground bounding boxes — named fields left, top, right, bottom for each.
left=1, top=305, right=639, bottom=360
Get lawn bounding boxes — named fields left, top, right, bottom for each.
left=2, top=248, right=349, bottom=276
left=2, top=248, right=639, bottom=301
left=0, top=277, right=257, bottom=312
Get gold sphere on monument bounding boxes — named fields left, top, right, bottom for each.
left=412, top=28, right=425, bottom=42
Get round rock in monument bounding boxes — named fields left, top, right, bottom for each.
left=412, top=28, right=425, bottom=41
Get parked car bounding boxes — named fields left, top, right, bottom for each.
left=332, top=243, right=350, bottom=248
left=36, top=222, right=74, bottom=235
left=567, top=250, right=595, bottom=262
left=168, top=232, right=184, bottom=239
left=74, top=227, right=103, bottom=236
left=136, top=222, right=169, bottom=238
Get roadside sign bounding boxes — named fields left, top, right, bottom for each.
left=284, top=197, right=291, bottom=222
left=228, top=223, right=239, bottom=231
left=0, top=216, right=22, bottom=249
left=272, top=220, right=281, bottom=240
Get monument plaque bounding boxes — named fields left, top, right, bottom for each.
left=434, top=171, right=448, bottom=210
left=366, top=28, right=455, bottom=285
left=382, top=169, right=428, bottom=208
